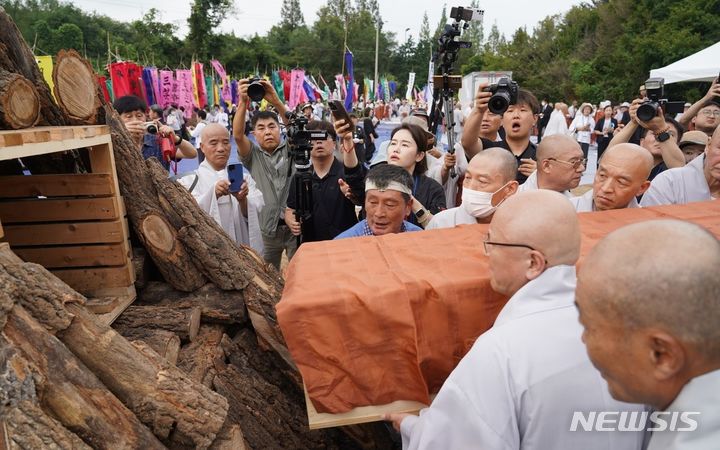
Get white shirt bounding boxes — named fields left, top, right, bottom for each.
left=640, top=154, right=714, bottom=207
left=191, top=121, right=207, bottom=148
left=569, top=114, right=595, bottom=144
left=216, top=112, right=229, bottom=128
left=400, top=265, right=644, bottom=450
left=517, top=171, right=571, bottom=197
left=544, top=109, right=570, bottom=137
left=570, top=188, right=640, bottom=212
left=647, top=369, right=720, bottom=450
left=425, top=205, right=476, bottom=229
left=177, top=161, right=265, bottom=254
left=453, top=109, right=464, bottom=133
left=427, top=142, right=468, bottom=209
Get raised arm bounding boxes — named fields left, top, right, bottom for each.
left=232, top=79, right=253, bottom=159
left=679, top=76, right=720, bottom=130
left=461, top=82, right=491, bottom=157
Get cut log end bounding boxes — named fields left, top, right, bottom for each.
left=52, top=49, right=98, bottom=123
left=141, top=214, right=176, bottom=254
left=0, top=70, right=40, bottom=129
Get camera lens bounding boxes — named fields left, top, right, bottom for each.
left=146, top=124, right=158, bottom=134
left=636, top=102, right=657, bottom=122
left=488, top=91, right=511, bottom=115
left=247, top=81, right=265, bottom=103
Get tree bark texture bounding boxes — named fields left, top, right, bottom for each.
left=112, top=304, right=201, bottom=342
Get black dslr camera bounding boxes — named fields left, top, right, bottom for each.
left=247, top=78, right=266, bottom=103
left=284, top=112, right=328, bottom=166
left=483, top=77, right=519, bottom=115
left=637, top=78, right=684, bottom=122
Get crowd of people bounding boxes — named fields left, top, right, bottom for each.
left=112, top=73, right=719, bottom=449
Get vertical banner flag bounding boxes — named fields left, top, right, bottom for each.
left=344, top=50, right=355, bottom=110
left=406, top=72, right=416, bottom=101
left=389, top=81, right=397, bottom=99
left=210, top=60, right=231, bottom=105
left=425, top=59, right=435, bottom=110
left=141, top=67, right=156, bottom=106
left=289, top=69, right=307, bottom=110
left=175, top=70, right=194, bottom=118
left=383, top=78, right=390, bottom=102
left=193, top=62, right=206, bottom=109
left=149, top=67, right=161, bottom=106
left=97, top=75, right=111, bottom=102
left=334, top=74, right=345, bottom=99
left=105, top=78, right=114, bottom=102
left=231, top=79, right=239, bottom=105
left=205, top=76, right=213, bottom=106
left=272, top=71, right=286, bottom=103
left=159, top=70, right=174, bottom=108
left=35, top=56, right=55, bottom=96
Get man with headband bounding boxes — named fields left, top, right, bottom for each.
left=335, top=164, right=423, bottom=239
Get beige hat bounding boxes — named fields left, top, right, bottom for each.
left=402, top=115, right=435, bottom=139
left=679, top=130, right=709, bottom=148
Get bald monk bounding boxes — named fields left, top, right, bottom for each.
left=576, top=220, right=720, bottom=449
left=640, top=125, right=720, bottom=206
left=178, top=123, right=264, bottom=252
left=385, top=191, right=643, bottom=450
left=518, top=134, right=586, bottom=196
left=570, top=143, right=654, bottom=212
left=426, top=148, right=518, bottom=229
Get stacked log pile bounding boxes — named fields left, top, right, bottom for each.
left=0, top=6, right=393, bottom=449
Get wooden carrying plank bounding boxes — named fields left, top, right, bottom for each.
left=0, top=173, right=115, bottom=198
left=0, top=134, right=110, bottom=161
left=3, top=220, right=126, bottom=245
left=0, top=125, right=109, bottom=148
left=0, top=197, right=119, bottom=223
left=13, top=244, right=129, bottom=268
left=52, top=265, right=135, bottom=292
left=304, top=385, right=430, bottom=430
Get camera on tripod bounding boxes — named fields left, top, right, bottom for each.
left=637, top=78, right=685, bottom=122
left=284, top=112, right=328, bottom=165
left=483, top=77, right=519, bottom=115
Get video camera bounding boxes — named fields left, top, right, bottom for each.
left=284, top=111, right=328, bottom=166
left=483, top=77, right=519, bottom=115
left=433, top=6, right=483, bottom=90
left=637, top=77, right=685, bottom=122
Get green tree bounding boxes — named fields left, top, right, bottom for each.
left=55, top=23, right=83, bottom=51
left=419, top=11, right=432, bottom=44
left=186, top=0, right=234, bottom=59
left=433, top=4, right=448, bottom=41
left=280, top=0, right=305, bottom=30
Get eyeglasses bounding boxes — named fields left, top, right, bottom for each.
left=700, top=110, right=720, bottom=118
left=547, top=157, right=587, bottom=170
left=483, top=234, right=539, bottom=255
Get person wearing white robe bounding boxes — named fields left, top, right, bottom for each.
left=570, top=144, right=652, bottom=212
left=516, top=134, right=584, bottom=197
left=385, top=191, right=644, bottom=450
left=575, top=220, right=720, bottom=450
left=640, top=127, right=720, bottom=206
left=178, top=124, right=264, bottom=254
left=543, top=105, right=570, bottom=137
left=426, top=148, right=517, bottom=229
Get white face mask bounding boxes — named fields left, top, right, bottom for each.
left=461, top=183, right=509, bottom=218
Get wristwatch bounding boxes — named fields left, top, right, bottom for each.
left=415, top=208, right=427, bottom=219
left=656, top=128, right=672, bottom=142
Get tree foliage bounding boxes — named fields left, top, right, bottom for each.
left=4, top=0, right=719, bottom=102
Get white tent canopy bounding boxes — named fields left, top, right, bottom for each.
left=649, top=41, right=720, bottom=84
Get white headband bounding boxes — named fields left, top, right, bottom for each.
left=365, top=179, right=413, bottom=195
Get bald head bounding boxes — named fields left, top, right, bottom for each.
left=471, top=147, right=518, bottom=183
left=536, top=135, right=585, bottom=192
left=201, top=122, right=229, bottom=141
left=592, top=143, right=653, bottom=211
left=537, top=134, right=581, bottom=161
left=200, top=123, right=232, bottom=170
left=581, top=220, right=720, bottom=359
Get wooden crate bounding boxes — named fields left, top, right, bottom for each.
left=0, top=125, right=135, bottom=324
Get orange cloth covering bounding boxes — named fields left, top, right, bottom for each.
left=276, top=201, right=720, bottom=414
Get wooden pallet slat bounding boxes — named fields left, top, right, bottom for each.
left=0, top=197, right=120, bottom=223
left=0, top=173, right=115, bottom=198
left=13, top=244, right=129, bottom=269
left=0, top=125, right=109, bottom=150
left=52, top=265, right=135, bottom=293
left=3, top=220, right=126, bottom=245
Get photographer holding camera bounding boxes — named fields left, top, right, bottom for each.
left=233, top=78, right=294, bottom=269
left=678, top=76, right=720, bottom=138
left=461, top=82, right=539, bottom=184
left=284, top=120, right=366, bottom=242
left=608, top=98, right=685, bottom=181
left=113, top=95, right=197, bottom=170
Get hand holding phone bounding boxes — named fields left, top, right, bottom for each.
left=329, top=100, right=353, bottom=128
left=227, top=163, right=244, bottom=193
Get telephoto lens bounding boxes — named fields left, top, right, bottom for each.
left=636, top=102, right=658, bottom=123
left=247, top=78, right=266, bottom=102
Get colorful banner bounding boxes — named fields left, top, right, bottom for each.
left=425, top=59, right=435, bottom=109
left=176, top=69, right=194, bottom=118
left=141, top=67, right=157, bottom=106
left=98, top=75, right=111, bottom=102
left=205, top=76, right=213, bottom=107
left=272, top=71, right=285, bottom=103
left=193, top=62, right=206, bottom=109
left=344, top=50, right=355, bottom=110
left=210, top=60, right=231, bottom=105
left=159, top=70, right=174, bottom=108
left=149, top=67, right=161, bottom=105
left=335, top=75, right=345, bottom=99
left=231, top=79, right=239, bottom=106
left=280, top=70, right=291, bottom=103
left=35, top=55, right=55, bottom=96
left=289, top=69, right=307, bottom=110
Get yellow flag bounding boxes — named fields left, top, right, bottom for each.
left=35, top=55, right=55, bottom=96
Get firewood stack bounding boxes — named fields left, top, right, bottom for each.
left=0, top=6, right=392, bottom=449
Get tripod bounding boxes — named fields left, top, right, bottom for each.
left=292, top=156, right=315, bottom=247
left=430, top=75, right=460, bottom=179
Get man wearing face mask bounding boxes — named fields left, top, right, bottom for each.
left=426, top=148, right=519, bottom=229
